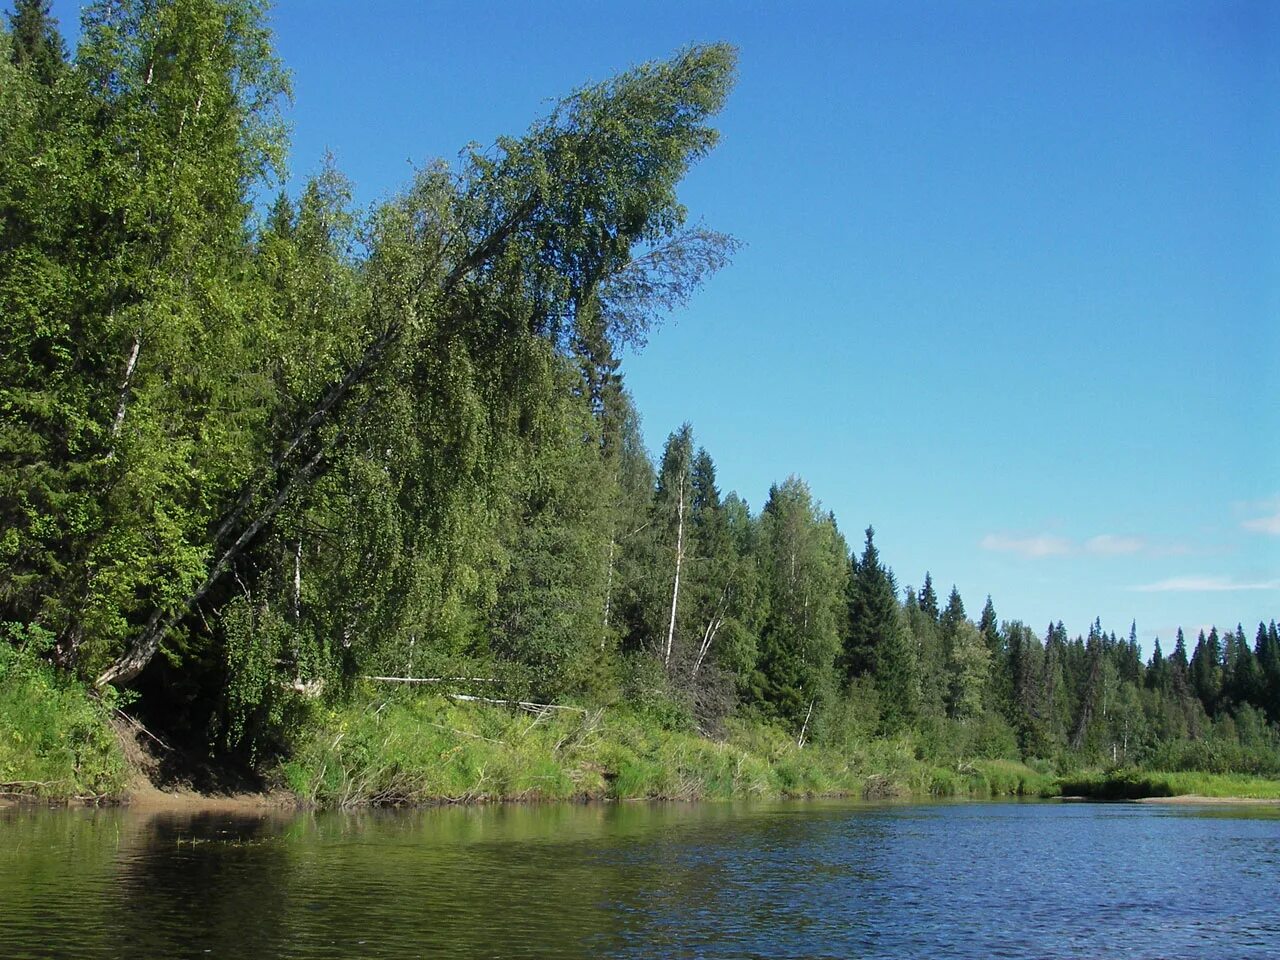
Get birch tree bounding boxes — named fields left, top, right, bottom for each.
left=749, top=477, right=848, bottom=732
left=91, top=41, right=738, bottom=688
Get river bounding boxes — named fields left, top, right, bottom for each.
left=1, top=799, right=1276, bottom=958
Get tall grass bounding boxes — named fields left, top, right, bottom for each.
left=0, top=641, right=125, bottom=800
left=279, top=688, right=1056, bottom=808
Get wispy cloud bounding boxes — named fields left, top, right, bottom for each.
left=1085, top=534, right=1146, bottom=556
left=1234, top=494, right=1280, bottom=535
left=1242, top=512, right=1280, bottom=535
left=980, top=533, right=1072, bottom=558
left=980, top=531, right=1182, bottom=559
left=1129, top=575, right=1280, bottom=593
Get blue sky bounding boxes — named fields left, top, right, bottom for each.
left=49, top=0, right=1280, bottom=650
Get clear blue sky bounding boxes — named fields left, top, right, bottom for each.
left=50, top=0, right=1280, bottom=650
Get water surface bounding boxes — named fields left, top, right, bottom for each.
left=2, top=799, right=1276, bottom=958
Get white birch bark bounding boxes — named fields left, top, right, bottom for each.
left=109, top=334, right=142, bottom=440
left=663, top=471, right=685, bottom=668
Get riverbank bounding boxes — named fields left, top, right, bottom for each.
left=4, top=650, right=1279, bottom=809
left=1, top=655, right=1054, bottom=806
left=277, top=692, right=1058, bottom=807
left=1059, top=769, right=1280, bottom=802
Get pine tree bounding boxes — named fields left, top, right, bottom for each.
left=1171, top=628, right=1190, bottom=677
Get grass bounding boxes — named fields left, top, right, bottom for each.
left=278, top=688, right=1057, bottom=808
left=0, top=642, right=126, bottom=801
left=7, top=660, right=1272, bottom=808
left=1059, top=769, right=1280, bottom=801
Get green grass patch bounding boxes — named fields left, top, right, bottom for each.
left=0, top=640, right=126, bottom=801
left=1059, top=769, right=1280, bottom=801
left=278, top=688, right=1059, bottom=808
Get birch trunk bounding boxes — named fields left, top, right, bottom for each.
left=292, top=538, right=302, bottom=622
left=663, top=471, right=685, bottom=668
left=109, top=334, right=142, bottom=441
left=601, top=533, right=615, bottom=649
left=797, top=699, right=815, bottom=748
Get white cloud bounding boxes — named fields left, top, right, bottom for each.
left=1129, top=575, right=1280, bottom=593
left=1242, top=512, right=1280, bottom=535
left=980, top=533, right=1072, bottom=558
left=1085, top=534, right=1146, bottom=555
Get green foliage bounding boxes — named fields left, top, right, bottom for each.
left=1060, top=769, right=1280, bottom=801
left=947, top=621, right=992, bottom=721
left=2, top=4, right=1276, bottom=805
left=0, top=630, right=125, bottom=798
left=845, top=526, right=919, bottom=732
left=749, top=478, right=847, bottom=732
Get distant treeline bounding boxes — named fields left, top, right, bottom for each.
left=2, top=1, right=1276, bottom=774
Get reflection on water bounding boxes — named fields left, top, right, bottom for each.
left=1, top=799, right=1277, bottom=959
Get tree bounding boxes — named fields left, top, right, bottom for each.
left=978, top=596, right=1000, bottom=657
left=948, top=621, right=990, bottom=721
left=1222, top=624, right=1261, bottom=713
left=91, top=41, right=739, bottom=689
left=844, top=526, right=918, bottom=731
left=7, top=0, right=66, bottom=84
left=749, top=478, right=847, bottom=732
left=940, top=586, right=966, bottom=637
left=1256, top=622, right=1280, bottom=723
left=1146, top=637, right=1166, bottom=692
left=487, top=375, right=613, bottom=698
left=918, top=572, right=939, bottom=622
left=1189, top=628, right=1223, bottom=715
left=2, top=0, right=290, bottom=677
left=656, top=425, right=694, bottom=669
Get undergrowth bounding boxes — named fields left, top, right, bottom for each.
left=1059, top=769, right=1280, bottom=801
left=279, top=687, right=1058, bottom=807
left=0, top=633, right=126, bottom=800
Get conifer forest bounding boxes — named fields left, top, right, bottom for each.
left=2, top=0, right=1278, bottom=805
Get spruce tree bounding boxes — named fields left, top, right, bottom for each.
left=978, top=596, right=1000, bottom=657
left=919, top=572, right=939, bottom=622
left=941, top=586, right=966, bottom=636
left=1147, top=637, right=1165, bottom=691
left=7, top=0, right=65, bottom=84
left=844, top=527, right=918, bottom=731
left=1190, top=628, right=1223, bottom=715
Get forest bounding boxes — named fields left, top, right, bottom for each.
left=2, top=0, right=1278, bottom=804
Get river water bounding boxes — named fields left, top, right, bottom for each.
left=1, top=799, right=1276, bottom=958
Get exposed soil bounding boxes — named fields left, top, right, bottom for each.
left=111, top=712, right=296, bottom=812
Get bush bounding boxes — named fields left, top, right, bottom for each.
left=1143, top=738, right=1280, bottom=777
